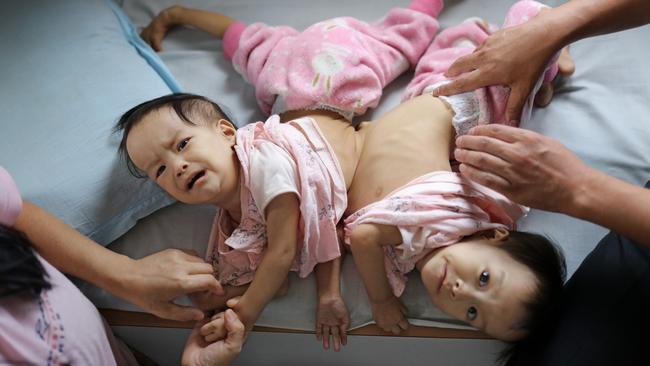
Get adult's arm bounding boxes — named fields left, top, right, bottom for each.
left=433, top=0, right=650, bottom=121
left=454, top=124, right=650, bottom=247
left=13, top=201, right=224, bottom=321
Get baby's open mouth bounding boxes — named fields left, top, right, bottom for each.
left=187, top=171, right=205, bottom=190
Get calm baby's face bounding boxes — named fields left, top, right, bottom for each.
left=420, top=230, right=537, bottom=341
left=126, top=107, right=239, bottom=205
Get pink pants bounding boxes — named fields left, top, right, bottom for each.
left=223, top=0, right=443, bottom=120
left=404, top=0, right=559, bottom=133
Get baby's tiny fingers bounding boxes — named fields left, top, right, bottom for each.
left=204, top=332, right=221, bottom=343
left=398, top=318, right=409, bottom=331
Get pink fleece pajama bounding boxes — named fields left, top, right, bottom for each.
left=223, top=0, right=443, bottom=120
left=404, top=0, right=560, bottom=134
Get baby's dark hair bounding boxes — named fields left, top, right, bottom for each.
left=497, top=230, right=566, bottom=361
left=114, top=93, right=233, bottom=178
left=0, top=224, right=51, bottom=299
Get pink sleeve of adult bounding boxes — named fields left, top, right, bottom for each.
left=0, top=167, right=23, bottom=226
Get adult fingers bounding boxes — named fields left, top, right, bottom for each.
left=454, top=147, right=511, bottom=173
left=182, top=274, right=224, bottom=295
left=315, top=322, right=323, bottom=341
left=432, top=70, right=482, bottom=97
left=464, top=123, right=530, bottom=143
left=458, top=163, right=510, bottom=193
left=557, top=46, right=575, bottom=77
left=186, top=261, right=215, bottom=274
left=158, top=302, right=204, bottom=322
left=444, top=52, right=479, bottom=78
left=504, top=83, right=529, bottom=123
left=226, top=296, right=242, bottom=309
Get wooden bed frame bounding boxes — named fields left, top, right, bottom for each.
left=100, top=308, right=491, bottom=339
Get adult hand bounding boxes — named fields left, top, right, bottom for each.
left=140, top=5, right=186, bottom=52
left=432, top=11, right=563, bottom=122
left=117, top=249, right=224, bottom=322
left=182, top=309, right=245, bottom=366
left=454, top=124, right=592, bottom=214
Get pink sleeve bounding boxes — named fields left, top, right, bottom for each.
left=222, top=21, right=247, bottom=61
left=0, top=167, right=22, bottom=226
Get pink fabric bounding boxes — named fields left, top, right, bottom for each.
left=0, top=256, right=133, bottom=366
left=344, top=171, right=528, bottom=297
left=229, top=4, right=441, bottom=119
left=404, top=0, right=559, bottom=126
left=222, top=21, right=247, bottom=61
left=0, top=168, right=137, bottom=366
left=0, top=167, right=22, bottom=226
left=206, top=116, right=347, bottom=286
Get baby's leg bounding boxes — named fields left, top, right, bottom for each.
left=227, top=1, right=442, bottom=118
left=404, top=1, right=563, bottom=133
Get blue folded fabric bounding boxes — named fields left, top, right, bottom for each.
left=0, top=0, right=182, bottom=244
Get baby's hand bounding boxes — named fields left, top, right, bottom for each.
left=370, top=296, right=409, bottom=335
left=315, top=295, right=350, bottom=352
left=200, top=311, right=229, bottom=343
left=140, top=5, right=186, bottom=52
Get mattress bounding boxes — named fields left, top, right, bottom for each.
left=85, top=0, right=650, bottom=332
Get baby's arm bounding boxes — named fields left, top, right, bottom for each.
left=141, top=5, right=236, bottom=51
left=348, top=223, right=409, bottom=335
left=229, top=193, right=300, bottom=331
left=315, top=257, right=350, bottom=352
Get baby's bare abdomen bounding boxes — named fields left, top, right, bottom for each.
left=347, top=95, right=454, bottom=214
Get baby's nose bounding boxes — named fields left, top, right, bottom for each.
left=176, top=163, right=188, bottom=177
left=450, top=279, right=468, bottom=300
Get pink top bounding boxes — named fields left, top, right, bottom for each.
left=0, top=167, right=135, bottom=366
left=344, top=171, right=527, bottom=296
left=206, top=116, right=346, bottom=286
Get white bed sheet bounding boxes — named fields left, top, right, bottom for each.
left=85, top=0, right=650, bottom=332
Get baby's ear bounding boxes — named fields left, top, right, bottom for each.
left=216, top=119, right=236, bottom=138
left=481, top=227, right=510, bottom=242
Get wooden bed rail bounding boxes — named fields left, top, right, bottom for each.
left=100, top=308, right=491, bottom=339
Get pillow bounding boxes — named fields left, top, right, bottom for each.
left=0, top=0, right=180, bottom=244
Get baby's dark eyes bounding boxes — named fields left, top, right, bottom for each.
left=467, top=306, right=477, bottom=321
left=479, top=271, right=490, bottom=287
left=155, top=165, right=166, bottom=178
left=177, top=137, right=190, bottom=151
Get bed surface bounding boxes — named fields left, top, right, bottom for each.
left=85, top=0, right=650, bottom=333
